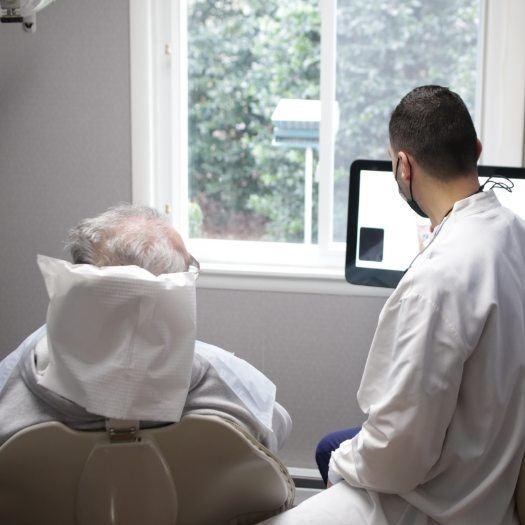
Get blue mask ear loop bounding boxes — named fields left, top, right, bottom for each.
left=394, top=156, right=415, bottom=193
left=394, top=156, right=413, bottom=198
left=407, top=158, right=415, bottom=201
left=395, top=155, right=418, bottom=202
left=404, top=157, right=429, bottom=218
left=406, top=157, right=426, bottom=209
left=394, top=157, right=400, bottom=183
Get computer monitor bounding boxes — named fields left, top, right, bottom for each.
left=345, top=160, right=525, bottom=288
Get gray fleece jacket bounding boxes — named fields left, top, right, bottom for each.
left=0, top=332, right=292, bottom=452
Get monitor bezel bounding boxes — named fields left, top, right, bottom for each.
left=345, top=160, right=525, bottom=289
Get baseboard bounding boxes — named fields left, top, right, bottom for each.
left=287, top=467, right=324, bottom=505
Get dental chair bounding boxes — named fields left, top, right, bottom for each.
left=0, top=413, right=294, bottom=525
left=516, top=454, right=525, bottom=524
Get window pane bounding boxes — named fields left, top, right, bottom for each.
left=333, top=0, right=481, bottom=242
left=188, top=0, right=320, bottom=243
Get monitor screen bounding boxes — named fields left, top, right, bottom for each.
left=345, top=160, right=525, bottom=288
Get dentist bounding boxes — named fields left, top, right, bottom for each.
left=263, top=85, right=525, bottom=524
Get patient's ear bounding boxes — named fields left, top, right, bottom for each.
left=168, top=227, right=191, bottom=267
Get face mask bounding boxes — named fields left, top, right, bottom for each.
left=394, top=157, right=428, bottom=218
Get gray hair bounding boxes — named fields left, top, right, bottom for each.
left=65, top=204, right=188, bottom=275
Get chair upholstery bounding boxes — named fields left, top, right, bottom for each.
left=516, top=453, right=525, bottom=524
left=0, top=414, right=294, bottom=525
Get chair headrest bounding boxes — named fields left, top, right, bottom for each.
left=37, top=255, right=197, bottom=421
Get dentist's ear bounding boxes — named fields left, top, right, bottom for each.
left=476, top=139, right=483, bottom=161
left=398, top=151, right=412, bottom=183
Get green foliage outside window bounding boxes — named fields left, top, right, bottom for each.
left=188, top=0, right=479, bottom=243
left=188, top=0, right=320, bottom=242
left=332, top=0, right=479, bottom=240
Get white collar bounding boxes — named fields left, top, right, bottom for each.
left=449, top=189, right=500, bottom=218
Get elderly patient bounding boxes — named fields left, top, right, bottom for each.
left=0, top=205, right=291, bottom=451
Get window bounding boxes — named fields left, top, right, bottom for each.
left=130, top=0, right=525, bottom=292
left=332, top=0, right=481, bottom=242
left=188, top=1, right=320, bottom=245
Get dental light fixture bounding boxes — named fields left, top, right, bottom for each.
left=0, top=0, right=56, bottom=33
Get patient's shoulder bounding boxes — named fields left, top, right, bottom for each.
left=189, top=351, right=210, bottom=390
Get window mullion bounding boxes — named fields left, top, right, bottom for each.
left=473, top=0, right=487, bottom=137
left=318, top=0, right=337, bottom=256
left=170, top=0, right=190, bottom=237
left=130, top=0, right=155, bottom=208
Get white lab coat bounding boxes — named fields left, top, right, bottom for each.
left=264, top=190, right=525, bottom=525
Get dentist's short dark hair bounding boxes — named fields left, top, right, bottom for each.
left=389, top=85, right=478, bottom=179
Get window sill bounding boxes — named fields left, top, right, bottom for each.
left=197, top=262, right=393, bottom=297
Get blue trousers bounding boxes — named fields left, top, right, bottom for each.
left=315, top=426, right=361, bottom=486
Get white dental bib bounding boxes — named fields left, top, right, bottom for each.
left=37, top=255, right=197, bottom=421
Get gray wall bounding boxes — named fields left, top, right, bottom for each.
left=0, top=0, right=132, bottom=354
left=0, top=0, right=386, bottom=469
left=196, top=289, right=385, bottom=467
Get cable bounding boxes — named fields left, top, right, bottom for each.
left=480, top=176, right=514, bottom=193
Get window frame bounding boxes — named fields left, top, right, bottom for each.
left=130, top=0, right=525, bottom=296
